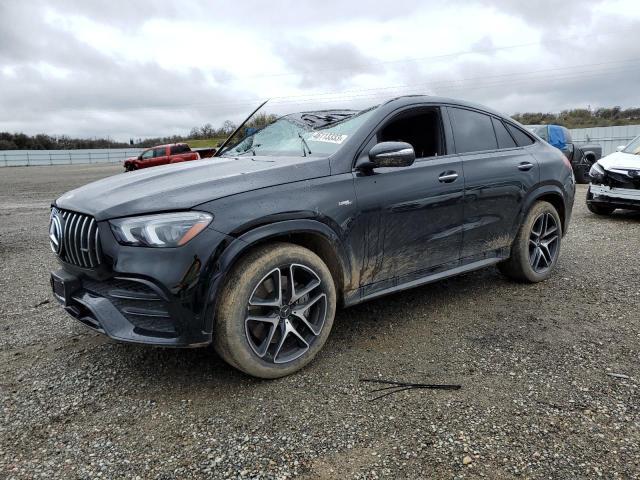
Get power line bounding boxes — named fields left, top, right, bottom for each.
left=164, top=61, right=640, bottom=112
left=200, top=63, right=640, bottom=114
left=52, top=56, right=640, bottom=115
left=231, top=28, right=636, bottom=81
left=266, top=59, right=640, bottom=103
left=229, top=57, right=640, bottom=105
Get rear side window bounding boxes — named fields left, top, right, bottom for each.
left=449, top=107, right=498, bottom=153
left=170, top=144, right=189, bottom=154
left=506, top=124, right=535, bottom=147
left=492, top=118, right=517, bottom=149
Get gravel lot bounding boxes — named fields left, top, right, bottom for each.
left=1, top=164, right=639, bottom=479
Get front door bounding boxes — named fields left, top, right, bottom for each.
left=139, top=148, right=154, bottom=167
left=150, top=147, right=168, bottom=167
left=352, top=106, right=464, bottom=293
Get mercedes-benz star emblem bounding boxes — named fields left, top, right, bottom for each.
left=49, top=210, right=63, bottom=255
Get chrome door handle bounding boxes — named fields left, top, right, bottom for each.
left=518, top=162, right=534, bottom=171
left=438, top=172, right=459, bottom=183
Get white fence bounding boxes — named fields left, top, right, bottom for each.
left=571, top=125, right=640, bottom=156
left=0, top=148, right=144, bottom=167
left=2, top=125, right=640, bottom=166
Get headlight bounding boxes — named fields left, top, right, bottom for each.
left=110, top=212, right=213, bottom=247
left=588, top=162, right=606, bottom=182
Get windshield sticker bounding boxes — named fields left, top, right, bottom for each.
left=309, top=132, right=348, bottom=144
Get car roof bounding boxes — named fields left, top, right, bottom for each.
left=382, top=95, right=510, bottom=118
left=376, top=95, right=538, bottom=131
left=145, top=143, right=187, bottom=149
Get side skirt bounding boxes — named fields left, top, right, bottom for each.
left=344, top=256, right=504, bottom=307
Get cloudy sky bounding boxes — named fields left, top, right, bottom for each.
left=1, top=0, right=639, bottom=140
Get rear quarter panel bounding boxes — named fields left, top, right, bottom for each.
left=528, top=142, right=576, bottom=233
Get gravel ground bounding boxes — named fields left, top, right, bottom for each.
left=1, top=164, right=639, bottom=479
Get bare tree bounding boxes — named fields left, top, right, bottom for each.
left=222, top=120, right=237, bottom=135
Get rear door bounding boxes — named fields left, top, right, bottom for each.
left=169, top=144, right=186, bottom=163
left=447, top=107, right=539, bottom=260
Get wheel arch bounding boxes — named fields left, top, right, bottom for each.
left=202, top=219, right=354, bottom=334
left=517, top=185, right=568, bottom=236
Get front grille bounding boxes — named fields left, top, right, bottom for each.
left=55, top=208, right=102, bottom=268
left=605, top=170, right=640, bottom=189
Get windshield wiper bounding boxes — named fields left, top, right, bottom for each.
left=237, top=144, right=261, bottom=156
left=298, top=133, right=312, bottom=157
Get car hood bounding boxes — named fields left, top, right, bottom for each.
left=599, top=151, right=640, bottom=171
left=55, top=156, right=330, bottom=221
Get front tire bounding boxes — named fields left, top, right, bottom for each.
left=214, top=243, right=336, bottom=379
left=498, top=201, right=562, bottom=283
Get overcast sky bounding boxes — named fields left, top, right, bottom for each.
left=1, top=0, right=639, bottom=140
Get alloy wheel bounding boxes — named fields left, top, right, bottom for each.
left=245, top=264, right=328, bottom=364
left=528, top=212, right=560, bottom=273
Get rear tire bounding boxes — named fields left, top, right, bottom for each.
left=498, top=201, right=562, bottom=283
left=213, top=242, right=336, bottom=379
left=573, top=164, right=588, bottom=184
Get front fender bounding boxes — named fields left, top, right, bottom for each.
left=201, top=219, right=353, bottom=334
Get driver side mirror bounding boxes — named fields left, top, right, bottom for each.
left=616, top=145, right=625, bottom=152
left=359, top=141, right=416, bottom=169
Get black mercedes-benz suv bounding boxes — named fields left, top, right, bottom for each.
left=50, top=96, right=575, bottom=378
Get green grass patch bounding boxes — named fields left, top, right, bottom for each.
left=185, top=138, right=226, bottom=148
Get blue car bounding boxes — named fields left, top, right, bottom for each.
left=526, top=124, right=602, bottom=183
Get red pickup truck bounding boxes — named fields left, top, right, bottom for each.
left=124, top=143, right=215, bottom=171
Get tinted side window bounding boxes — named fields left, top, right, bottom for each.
left=450, top=107, right=497, bottom=153
left=170, top=145, right=188, bottom=155
left=153, top=148, right=166, bottom=157
left=492, top=118, right=517, bottom=149
left=377, top=108, right=443, bottom=159
left=506, top=124, right=535, bottom=147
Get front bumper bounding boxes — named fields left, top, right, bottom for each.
left=588, top=184, right=640, bottom=210
left=51, top=269, right=212, bottom=346
left=50, top=221, right=234, bottom=347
